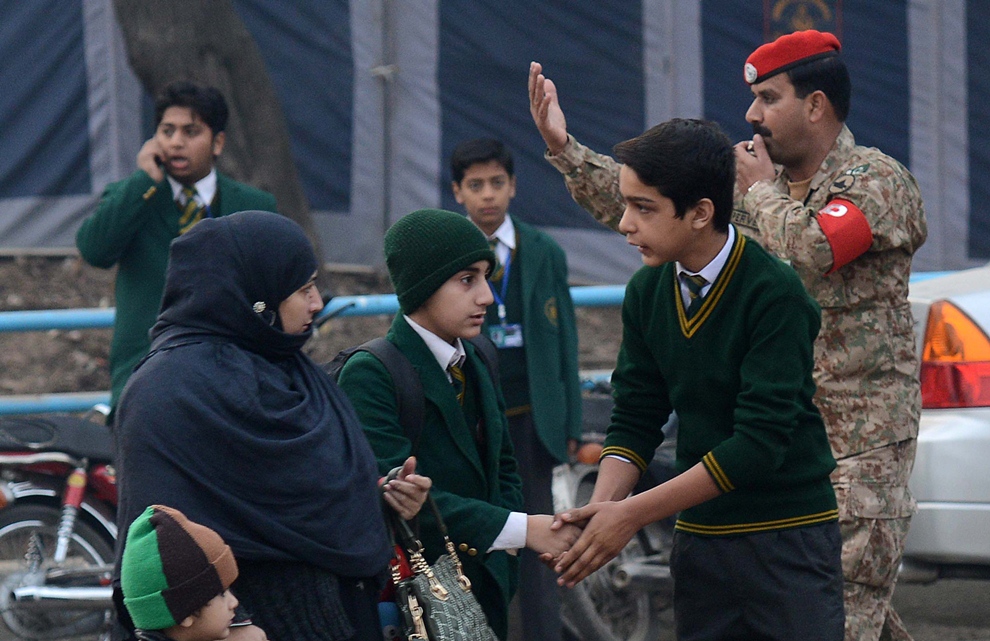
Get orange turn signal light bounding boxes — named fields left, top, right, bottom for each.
left=920, top=300, right=990, bottom=409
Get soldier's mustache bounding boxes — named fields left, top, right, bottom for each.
left=752, top=125, right=772, bottom=139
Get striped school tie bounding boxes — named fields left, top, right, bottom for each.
left=449, top=363, right=466, bottom=405
left=488, top=238, right=503, bottom=280
left=177, top=186, right=205, bottom=234
left=681, top=272, right=708, bottom=316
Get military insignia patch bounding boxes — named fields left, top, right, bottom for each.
left=544, top=297, right=559, bottom=327
left=731, top=208, right=759, bottom=232
left=829, top=174, right=856, bottom=195
left=744, top=62, right=758, bottom=84
left=845, top=164, right=870, bottom=176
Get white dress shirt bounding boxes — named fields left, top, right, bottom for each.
left=485, top=215, right=516, bottom=266
left=674, top=224, right=735, bottom=307
left=167, top=168, right=218, bottom=211
left=404, top=316, right=527, bottom=551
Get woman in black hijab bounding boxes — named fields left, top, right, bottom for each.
left=114, top=211, right=429, bottom=640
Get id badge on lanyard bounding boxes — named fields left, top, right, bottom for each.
left=487, top=249, right=524, bottom=349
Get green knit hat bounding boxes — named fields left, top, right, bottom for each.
left=384, top=208, right=495, bottom=313
left=121, top=505, right=238, bottom=631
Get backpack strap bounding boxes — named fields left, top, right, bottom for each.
left=353, top=338, right=426, bottom=453
left=333, top=335, right=500, bottom=454
left=465, top=334, right=500, bottom=386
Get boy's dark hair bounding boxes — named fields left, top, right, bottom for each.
left=787, top=56, right=851, bottom=122
left=450, top=138, right=514, bottom=184
left=154, top=81, right=229, bottom=134
left=613, top=118, right=735, bottom=232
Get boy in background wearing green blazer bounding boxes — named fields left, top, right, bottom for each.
left=76, top=81, right=276, bottom=413
left=337, top=208, right=579, bottom=640
left=450, top=139, right=581, bottom=641
left=550, top=120, right=844, bottom=641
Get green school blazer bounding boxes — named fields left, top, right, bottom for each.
left=338, top=315, right=523, bottom=639
left=76, top=170, right=277, bottom=408
left=511, top=219, right=583, bottom=461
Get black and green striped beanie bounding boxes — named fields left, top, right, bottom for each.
left=121, top=505, right=238, bottom=630
left=384, top=208, right=495, bottom=313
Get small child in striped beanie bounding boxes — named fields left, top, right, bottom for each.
left=120, top=505, right=242, bottom=641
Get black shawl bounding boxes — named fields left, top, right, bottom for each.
left=115, top=211, right=391, bottom=578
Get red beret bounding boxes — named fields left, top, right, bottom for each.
left=744, top=30, right=841, bottom=85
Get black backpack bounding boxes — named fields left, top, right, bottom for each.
left=323, top=335, right=500, bottom=451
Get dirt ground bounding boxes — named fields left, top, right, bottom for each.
left=0, top=256, right=621, bottom=398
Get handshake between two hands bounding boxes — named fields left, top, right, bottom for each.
left=525, top=500, right=640, bottom=588
left=380, top=457, right=643, bottom=588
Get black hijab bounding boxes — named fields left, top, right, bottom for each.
left=116, top=211, right=391, bottom=578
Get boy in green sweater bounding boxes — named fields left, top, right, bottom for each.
left=552, top=119, right=844, bottom=640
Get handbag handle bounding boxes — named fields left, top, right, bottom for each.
left=381, top=470, right=472, bottom=593
left=381, top=465, right=451, bottom=545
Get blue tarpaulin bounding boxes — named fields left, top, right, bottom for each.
left=0, top=0, right=983, bottom=281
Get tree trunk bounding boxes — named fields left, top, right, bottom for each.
left=111, top=0, right=321, bottom=260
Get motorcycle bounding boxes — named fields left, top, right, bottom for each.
left=0, top=385, right=672, bottom=641
left=555, top=386, right=678, bottom=641
left=0, top=407, right=117, bottom=641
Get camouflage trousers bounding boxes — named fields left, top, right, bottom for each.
left=833, top=439, right=917, bottom=641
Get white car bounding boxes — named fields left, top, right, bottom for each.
left=901, top=263, right=990, bottom=582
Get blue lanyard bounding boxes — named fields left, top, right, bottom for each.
left=488, top=248, right=512, bottom=323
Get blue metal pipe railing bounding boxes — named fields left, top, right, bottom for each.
left=0, top=308, right=116, bottom=332
left=1, top=392, right=113, bottom=416
left=0, top=285, right=628, bottom=415
left=0, top=271, right=952, bottom=415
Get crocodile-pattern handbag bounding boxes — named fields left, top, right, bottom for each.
left=385, top=495, right=498, bottom=641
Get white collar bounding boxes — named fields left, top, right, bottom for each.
left=404, top=315, right=466, bottom=373
left=167, top=168, right=218, bottom=206
left=488, top=215, right=516, bottom=250
left=675, top=224, right=735, bottom=284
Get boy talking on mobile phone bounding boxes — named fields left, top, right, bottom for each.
left=76, top=81, right=277, bottom=416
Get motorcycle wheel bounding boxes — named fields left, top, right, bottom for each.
left=559, top=471, right=671, bottom=641
left=0, top=503, right=114, bottom=641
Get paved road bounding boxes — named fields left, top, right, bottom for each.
left=562, top=578, right=990, bottom=641
left=895, top=579, right=990, bottom=641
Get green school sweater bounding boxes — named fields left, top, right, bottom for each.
left=602, top=231, right=837, bottom=536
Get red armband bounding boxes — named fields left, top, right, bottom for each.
left=815, top=198, right=872, bottom=274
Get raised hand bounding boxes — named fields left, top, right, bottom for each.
left=137, top=138, right=166, bottom=183
left=528, top=61, right=569, bottom=156
left=734, top=133, right=776, bottom=193
left=382, top=456, right=432, bottom=520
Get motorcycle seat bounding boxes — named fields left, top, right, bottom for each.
left=0, top=415, right=113, bottom=462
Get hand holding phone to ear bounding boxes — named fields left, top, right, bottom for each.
left=137, top=138, right=166, bottom=183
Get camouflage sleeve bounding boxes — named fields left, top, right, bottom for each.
left=740, top=180, right=835, bottom=274
left=545, top=134, right=625, bottom=232
left=741, top=158, right=927, bottom=275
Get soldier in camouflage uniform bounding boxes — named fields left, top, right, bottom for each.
left=528, top=29, right=927, bottom=641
